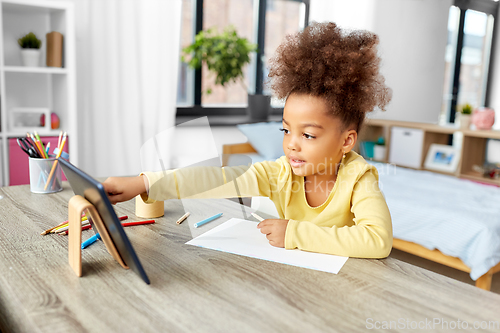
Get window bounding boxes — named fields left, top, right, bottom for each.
left=177, top=0, right=194, bottom=106
left=264, top=0, right=307, bottom=107
left=177, top=0, right=309, bottom=117
left=441, top=0, right=497, bottom=124
left=202, top=0, right=254, bottom=106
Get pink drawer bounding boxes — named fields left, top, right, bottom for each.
left=9, top=136, right=69, bottom=186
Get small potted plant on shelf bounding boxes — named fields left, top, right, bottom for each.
left=182, top=26, right=270, bottom=121
left=458, top=103, right=473, bottom=129
left=18, top=32, right=42, bottom=67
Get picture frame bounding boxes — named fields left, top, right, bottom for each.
left=486, top=139, right=500, bottom=164
left=424, top=144, right=461, bottom=173
left=9, top=107, right=50, bottom=132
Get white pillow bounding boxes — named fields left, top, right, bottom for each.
left=236, top=122, right=284, bottom=160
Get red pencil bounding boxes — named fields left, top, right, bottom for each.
left=61, top=217, right=155, bottom=234
left=63, top=215, right=129, bottom=234
left=121, top=220, right=155, bottom=227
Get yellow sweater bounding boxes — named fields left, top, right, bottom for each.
left=142, top=151, right=392, bottom=258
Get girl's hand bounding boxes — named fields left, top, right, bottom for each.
left=102, top=175, right=148, bottom=204
left=257, top=219, right=289, bottom=248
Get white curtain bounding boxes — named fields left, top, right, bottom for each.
left=73, top=0, right=182, bottom=177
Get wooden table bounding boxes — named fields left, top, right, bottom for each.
left=1, top=184, right=499, bottom=332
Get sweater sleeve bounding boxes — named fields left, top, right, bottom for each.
left=140, top=159, right=287, bottom=202
left=284, top=168, right=393, bottom=258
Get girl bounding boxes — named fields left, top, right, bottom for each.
left=103, top=22, right=393, bottom=258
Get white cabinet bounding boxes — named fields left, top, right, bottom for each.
left=389, top=126, right=424, bottom=169
left=0, top=0, right=76, bottom=185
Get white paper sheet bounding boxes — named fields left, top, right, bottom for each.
left=186, top=218, right=348, bottom=274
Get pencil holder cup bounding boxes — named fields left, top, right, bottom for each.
left=135, top=195, right=164, bottom=218
left=29, top=157, right=63, bottom=194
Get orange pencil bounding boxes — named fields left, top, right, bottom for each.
left=30, top=134, right=45, bottom=158
left=44, top=132, right=66, bottom=190
left=34, top=131, right=48, bottom=158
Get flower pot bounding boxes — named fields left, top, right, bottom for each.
left=21, top=49, right=41, bottom=67
left=458, top=113, right=471, bottom=130
left=247, top=94, right=271, bottom=121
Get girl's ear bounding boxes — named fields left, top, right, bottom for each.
left=342, top=130, right=357, bottom=153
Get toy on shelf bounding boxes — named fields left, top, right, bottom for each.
left=471, top=107, right=495, bottom=130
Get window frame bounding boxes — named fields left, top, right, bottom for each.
left=176, top=0, right=310, bottom=122
left=447, top=0, right=498, bottom=123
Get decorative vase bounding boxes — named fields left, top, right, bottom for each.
left=21, top=49, right=41, bottom=67
left=247, top=94, right=271, bottom=121
left=458, top=113, right=471, bottom=130
left=471, top=107, right=495, bottom=130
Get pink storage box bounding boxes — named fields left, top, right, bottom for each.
left=9, top=136, right=69, bottom=186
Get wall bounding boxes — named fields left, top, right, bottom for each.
left=309, top=0, right=374, bottom=30
left=309, top=0, right=452, bottom=124
left=487, top=4, right=500, bottom=130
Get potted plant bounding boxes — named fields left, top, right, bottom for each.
left=18, top=32, right=42, bottom=67
left=458, top=103, right=473, bottom=129
left=182, top=26, right=270, bottom=121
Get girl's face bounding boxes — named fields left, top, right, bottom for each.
left=281, top=93, right=356, bottom=179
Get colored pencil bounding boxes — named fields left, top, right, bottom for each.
left=80, top=220, right=156, bottom=248
left=34, top=131, right=48, bottom=158
left=41, top=214, right=87, bottom=235
left=25, top=134, right=39, bottom=156
left=61, top=216, right=129, bottom=235
left=175, top=212, right=190, bottom=224
left=57, top=131, right=63, bottom=149
left=41, top=220, right=68, bottom=235
left=194, top=213, right=223, bottom=228
left=52, top=220, right=90, bottom=233
left=251, top=213, right=265, bottom=222
left=30, top=134, right=45, bottom=158
left=50, top=215, right=90, bottom=233
left=82, top=233, right=101, bottom=249
left=121, top=220, right=155, bottom=227
left=44, top=132, right=66, bottom=190
left=58, top=224, right=92, bottom=234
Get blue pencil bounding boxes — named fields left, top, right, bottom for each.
left=193, top=213, right=223, bottom=228
left=81, top=233, right=101, bottom=249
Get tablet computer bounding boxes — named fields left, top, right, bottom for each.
left=59, top=158, right=150, bottom=284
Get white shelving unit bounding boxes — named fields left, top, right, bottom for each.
left=0, top=0, right=76, bottom=186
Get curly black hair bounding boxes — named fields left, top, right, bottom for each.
left=268, top=22, right=392, bottom=132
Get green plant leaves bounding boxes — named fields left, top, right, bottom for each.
left=461, top=103, right=473, bottom=115
left=181, top=26, right=257, bottom=95
left=18, top=32, right=42, bottom=49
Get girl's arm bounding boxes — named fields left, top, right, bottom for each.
left=111, top=159, right=287, bottom=204
left=284, top=170, right=393, bottom=258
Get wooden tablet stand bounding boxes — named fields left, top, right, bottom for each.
left=68, top=195, right=128, bottom=277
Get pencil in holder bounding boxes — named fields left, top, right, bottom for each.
left=135, top=195, right=164, bottom=218
left=29, top=157, right=62, bottom=193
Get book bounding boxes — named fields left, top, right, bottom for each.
left=46, top=31, right=63, bottom=67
